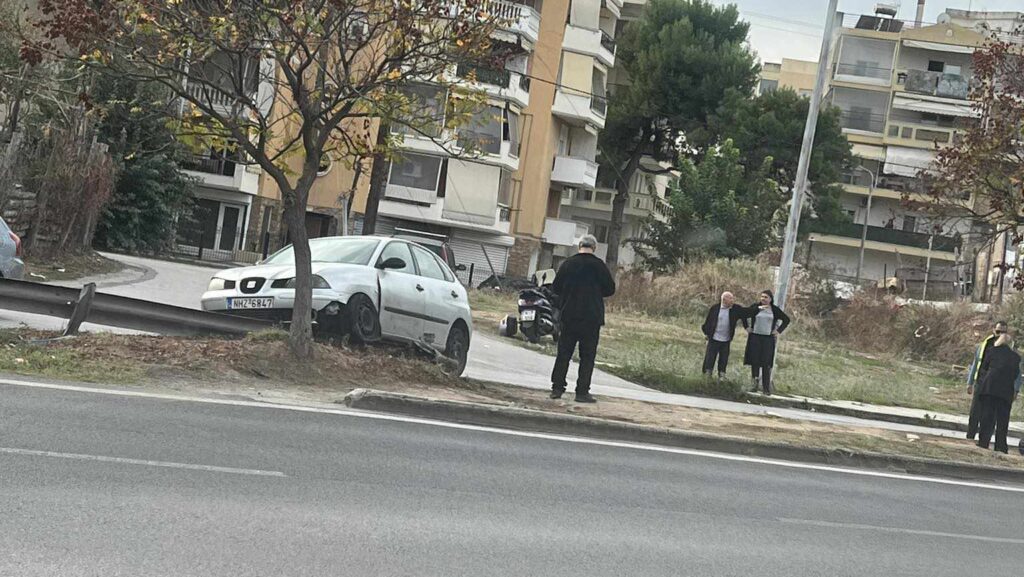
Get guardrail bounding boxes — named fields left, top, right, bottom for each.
left=0, top=278, right=274, bottom=337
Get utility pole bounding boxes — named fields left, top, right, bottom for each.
left=774, top=0, right=840, bottom=310
left=853, top=165, right=876, bottom=286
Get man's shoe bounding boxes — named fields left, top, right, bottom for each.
left=750, top=378, right=760, bottom=393
left=575, top=393, right=597, bottom=403
left=550, top=388, right=565, bottom=399
left=966, top=432, right=976, bottom=441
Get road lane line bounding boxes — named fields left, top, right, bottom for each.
left=0, top=447, right=286, bottom=478
left=3, top=377, right=1024, bottom=493
left=777, top=517, right=1024, bottom=545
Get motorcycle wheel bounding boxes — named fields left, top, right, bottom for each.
left=522, top=324, right=541, bottom=344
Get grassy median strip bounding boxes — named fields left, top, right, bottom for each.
left=469, top=290, right=1008, bottom=418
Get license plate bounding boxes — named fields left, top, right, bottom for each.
left=228, top=297, right=273, bottom=310
left=521, top=310, right=536, bottom=321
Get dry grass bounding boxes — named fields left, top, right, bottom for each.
left=0, top=328, right=455, bottom=390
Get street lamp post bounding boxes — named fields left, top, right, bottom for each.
left=854, top=165, right=877, bottom=286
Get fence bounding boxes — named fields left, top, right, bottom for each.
left=169, top=208, right=267, bottom=265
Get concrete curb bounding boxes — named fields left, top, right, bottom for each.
left=342, top=388, right=1024, bottom=485
left=745, top=393, right=1024, bottom=436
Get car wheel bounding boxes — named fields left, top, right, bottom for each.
left=443, top=325, right=470, bottom=377
left=347, top=294, right=380, bottom=344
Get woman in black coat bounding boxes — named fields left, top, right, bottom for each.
left=741, top=290, right=791, bottom=395
left=976, top=334, right=1021, bottom=454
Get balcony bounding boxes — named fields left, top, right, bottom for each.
left=628, top=194, right=671, bottom=221
left=454, top=63, right=530, bottom=108
left=838, top=110, right=887, bottom=134
left=886, top=121, right=962, bottom=148
left=543, top=218, right=582, bottom=246
left=553, top=89, right=606, bottom=129
left=181, top=151, right=260, bottom=195
left=480, top=0, right=541, bottom=46
left=809, top=221, right=960, bottom=254
left=563, top=24, right=614, bottom=66
left=897, top=69, right=970, bottom=100
left=833, top=62, right=893, bottom=87
left=182, top=154, right=238, bottom=177
left=552, top=156, right=599, bottom=188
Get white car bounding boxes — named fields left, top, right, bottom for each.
left=201, top=236, right=473, bottom=374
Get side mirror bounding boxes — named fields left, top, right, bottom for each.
left=455, top=264, right=467, bottom=272
left=377, top=257, right=406, bottom=270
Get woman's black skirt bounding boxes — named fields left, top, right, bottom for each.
left=744, top=334, right=776, bottom=367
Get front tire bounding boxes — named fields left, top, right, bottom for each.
left=347, top=294, right=380, bottom=344
left=443, top=325, right=470, bottom=377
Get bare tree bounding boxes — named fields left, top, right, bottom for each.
left=23, top=0, right=504, bottom=357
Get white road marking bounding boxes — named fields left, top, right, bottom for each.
left=0, top=447, right=286, bottom=477
left=777, top=517, right=1024, bottom=545
left=2, top=376, right=1023, bottom=493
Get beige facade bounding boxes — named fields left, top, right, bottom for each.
left=757, top=58, right=818, bottom=96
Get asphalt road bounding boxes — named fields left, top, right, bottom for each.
left=1, top=381, right=1022, bottom=577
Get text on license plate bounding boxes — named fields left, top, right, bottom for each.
left=521, top=310, right=536, bottom=321
left=228, top=297, right=274, bottom=310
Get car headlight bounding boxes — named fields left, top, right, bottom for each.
left=272, top=275, right=331, bottom=289
left=208, top=277, right=227, bottom=291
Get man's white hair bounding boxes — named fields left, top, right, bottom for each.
left=579, top=234, right=598, bottom=250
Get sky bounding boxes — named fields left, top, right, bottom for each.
left=727, top=0, right=1023, bottom=63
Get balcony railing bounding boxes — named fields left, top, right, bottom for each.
left=478, top=0, right=541, bottom=42
left=898, top=69, right=970, bottom=100
left=838, top=110, right=887, bottom=133
left=600, top=31, right=616, bottom=55
left=835, top=62, right=893, bottom=82
left=590, top=95, right=608, bottom=116
left=181, top=154, right=238, bottom=177
left=810, top=221, right=960, bottom=253
left=887, top=122, right=961, bottom=145
left=456, top=62, right=511, bottom=87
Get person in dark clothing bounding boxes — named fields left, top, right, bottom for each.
left=701, top=291, right=754, bottom=380
left=966, top=321, right=1008, bottom=440
left=550, top=234, right=616, bottom=403
left=741, top=290, right=791, bottom=395
left=975, top=333, right=1022, bottom=454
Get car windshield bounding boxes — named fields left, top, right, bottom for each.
left=262, top=237, right=380, bottom=266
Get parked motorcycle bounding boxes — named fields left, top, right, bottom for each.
left=517, top=285, right=560, bottom=344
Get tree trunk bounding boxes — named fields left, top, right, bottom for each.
left=605, top=151, right=642, bottom=274
left=362, top=121, right=390, bottom=235
left=285, top=189, right=315, bottom=359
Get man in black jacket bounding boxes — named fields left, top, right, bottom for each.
left=701, top=292, right=752, bottom=380
left=550, top=235, right=616, bottom=403
left=976, top=333, right=1022, bottom=454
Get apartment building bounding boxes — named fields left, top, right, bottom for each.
left=757, top=58, right=818, bottom=97
left=807, top=9, right=987, bottom=298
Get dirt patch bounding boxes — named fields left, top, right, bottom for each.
left=24, top=251, right=126, bottom=282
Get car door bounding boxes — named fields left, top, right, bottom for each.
left=374, top=241, right=424, bottom=341
left=409, top=243, right=457, bottom=348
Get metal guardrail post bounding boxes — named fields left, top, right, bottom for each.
left=63, top=283, right=96, bottom=336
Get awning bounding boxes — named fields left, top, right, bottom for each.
left=892, top=95, right=979, bottom=118
left=884, top=146, right=936, bottom=178
left=902, top=39, right=976, bottom=54
left=851, top=144, right=886, bottom=162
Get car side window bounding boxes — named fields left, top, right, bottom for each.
left=377, top=241, right=414, bottom=274
left=435, top=254, right=455, bottom=283
left=411, top=244, right=446, bottom=281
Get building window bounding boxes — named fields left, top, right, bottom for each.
left=574, top=189, right=594, bottom=202
left=759, top=79, right=779, bottom=94
left=504, top=109, right=520, bottom=157
left=391, top=84, right=446, bottom=138
left=388, top=153, right=443, bottom=194
left=498, top=169, right=513, bottom=207
left=902, top=215, right=917, bottom=233
left=927, top=60, right=945, bottom=73
left=458, top=105, right=502, bottom=155
left=593, top=223, right=609, bottom=244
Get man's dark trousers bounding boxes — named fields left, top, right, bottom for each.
left=551, top=322, right=601, bottom=396
left=702, top=340, right=730, bottom=375
left=978, top=394, right=1013, bottom=453
left=967, top=386, right=984, bottom=438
